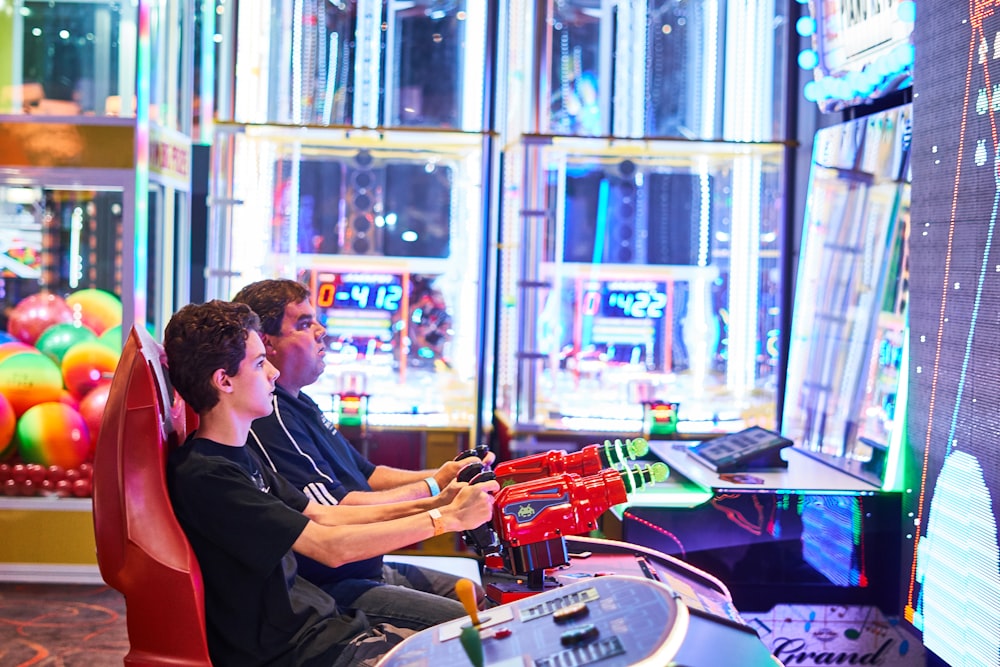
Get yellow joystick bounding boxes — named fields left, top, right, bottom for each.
left=455, top=579, right=484, bottom=667
left=456, top=578, right=481, bottom=625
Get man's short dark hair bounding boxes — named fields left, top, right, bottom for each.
left=164, top=300, right=261, bottom=413
left=232, top=279, right=310, bottom=336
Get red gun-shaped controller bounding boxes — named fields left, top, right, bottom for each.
left=478, top=462, right=668, bottom=591
left=491, top=438, right=649, bottom=487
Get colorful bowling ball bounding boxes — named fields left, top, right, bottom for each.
left=0, top=341, right=40, bottom=364
left=98, top=324, right=122, bottom=351
left=62, top=340, right=120, bottom=400
left=7, top=292, right=74, bottom=345
left=16, top=402, right=91, bottom=469
left=0, top=393, right=16, bottom=461
left=0, top=352, right=65, bottom=416
left=65, top=289, right=122, bottom=336
left=78, top=378, right=112, bottom=454
left=35, top=322, right=98, bottom=364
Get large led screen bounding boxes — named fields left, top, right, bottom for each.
left=906, top=3, right=1000, bottom=666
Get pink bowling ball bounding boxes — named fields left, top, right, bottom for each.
left=7, top=293, right=74, bottom=345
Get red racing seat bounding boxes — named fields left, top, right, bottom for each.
left=92, top=325, right=210, bottom=666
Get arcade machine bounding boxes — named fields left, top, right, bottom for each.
left=607, top=3, right=921, bottom=663
left=492, top=0, right=790, bottom=454
left=375, top=439, right=780, bottom=666
left=0, top=0, right=194, bottom=581
left=208, top=1, right=494, bottom=499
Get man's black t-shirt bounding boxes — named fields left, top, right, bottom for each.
left=167, top=437, right=369, bottom=666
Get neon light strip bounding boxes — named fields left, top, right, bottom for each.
left=700, top=1, right=720, bottom=138
left=462, top=0, right=486, bottom=131
left=727, top=156, right=761, bottom=392
left=882, top=331, right=908, bottom=492
left=200, top=0, right=216, bottom=139
left=354, top=0, right=383, bottom=128
left=698, top=163, right=710, bottom=267
left=623, top=511, right=689, bottom=554
left=856, top=497, right=868, bottom=586
left=291, top=0, right=303, bottom=122
left=69, top=206, right=82, bottom=289
left=591, top=179, right=609, bottom=265
left=133, top=0, right=151, bottom=325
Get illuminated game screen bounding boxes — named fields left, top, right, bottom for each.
left=782, top=104, right=911, bottom=488
left=315, top=272, right=402, bottom=356
left=303, top=267, right=470, bottom=424
left=905, top=3, right=1000, bottom=665
left=571, top=280, right=669, bottom=369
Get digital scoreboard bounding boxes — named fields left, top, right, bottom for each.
left=582, top=282, right=669, bottom=320
left=315, top=273, right=404, bottom=313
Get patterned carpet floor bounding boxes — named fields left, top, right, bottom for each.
left=0, top=583, right=128, bottom=666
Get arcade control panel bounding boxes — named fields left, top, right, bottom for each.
left=377, top=575, right=688, bottom=667
left=378, top=566, right=778, bottom=666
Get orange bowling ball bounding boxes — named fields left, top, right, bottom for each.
left=0, top=352, right=65, bottom=417
left=65, top=289, right=122, bottom=336
left=62, top=341, right=120, bottom=400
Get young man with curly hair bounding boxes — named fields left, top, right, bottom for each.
left=164, top=300, right=497, bottom=666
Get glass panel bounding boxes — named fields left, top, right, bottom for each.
left=148, top=0, right=191, bottom=132
left=208, top=125, right=487, bottom=429
left=644, top=0, right=724, bottom=138
left=3, top=0, right=134, bottom=117
left=496, top=136, right=785, bottom=437
left=547, top=0, right=607, bottom=136
left=0, top=183, right=125, bottom=315
left=231, top=0, right=358, bottom=125
left=228, top=0, right=487, bottom=130
left=782, top=105, right=912, bottom=487
left=531, top=0, right=788, bottom=141
left=145, top=183, right=163, bottom=331
left=386, top=1, right=464, bottom=128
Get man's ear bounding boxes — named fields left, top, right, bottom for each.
left=259, top=334, right=274, bottom=351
